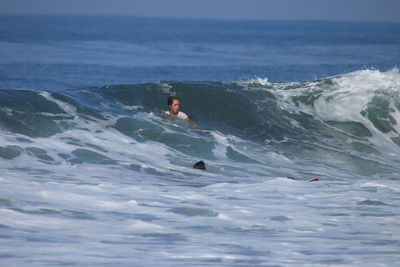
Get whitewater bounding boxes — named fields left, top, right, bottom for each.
left=1, top=15, right=400, bottom=266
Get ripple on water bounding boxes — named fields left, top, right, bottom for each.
left=357, top=199, right=388, bottom=206
left=168, top=207, right=218, bottom=217
left=270, top=215, right=292, bottom=222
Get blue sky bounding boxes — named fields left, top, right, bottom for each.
left=0, top=0, right=399, bottom=22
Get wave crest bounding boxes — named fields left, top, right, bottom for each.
left=1, top=68, right=400, bottom=178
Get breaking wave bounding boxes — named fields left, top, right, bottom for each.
left=1, top=68, right=400, bottom=181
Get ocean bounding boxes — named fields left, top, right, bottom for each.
left=1, top=15, right=400, bottom=266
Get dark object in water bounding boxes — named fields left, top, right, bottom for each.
left=193, top=161, right=206, bottom=170
left=286, top=176, right=320, bottom=182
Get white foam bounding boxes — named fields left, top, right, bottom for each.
left=158, top=82, right=173, bottom=93
left=238, top=77, right=271, bottom=86
left=273, top=68, right=400, bottom=123
left=315, top=69, right=399, bottom=122
left=361, top=182, right=400, bottom=192
left=129, top=220, right=164, bottom=231
left=210, top=131, right=229, bottom=160
left=2, top=157, right=400, bottom=266
left=271, top=69, right=400, bottom=157
left=39, top=91, right=78, bottom=115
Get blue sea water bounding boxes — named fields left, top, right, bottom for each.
left=1, top=15, right=400, bottom=266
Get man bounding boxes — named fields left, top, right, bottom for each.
left=165, top=96, right=189, bottom=120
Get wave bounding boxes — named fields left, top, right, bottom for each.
left=1, top=68, right=400, bottom=180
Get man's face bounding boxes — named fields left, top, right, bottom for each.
left=170, top=99, right=180, bottom=114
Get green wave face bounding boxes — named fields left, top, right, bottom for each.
left=1, top=69, right=399, bottom=179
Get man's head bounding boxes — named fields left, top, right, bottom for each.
left=167, top=96, right=180, bottom=115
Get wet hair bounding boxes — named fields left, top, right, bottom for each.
left=167, top=96, right=179, bottom=106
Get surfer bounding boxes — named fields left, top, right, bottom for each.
left=165, top=96, right=190, bottom=120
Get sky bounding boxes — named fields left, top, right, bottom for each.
left=0, top=0, right=399, bottom=22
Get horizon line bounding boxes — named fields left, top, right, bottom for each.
left=1, top=13, right=399, bottom=24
